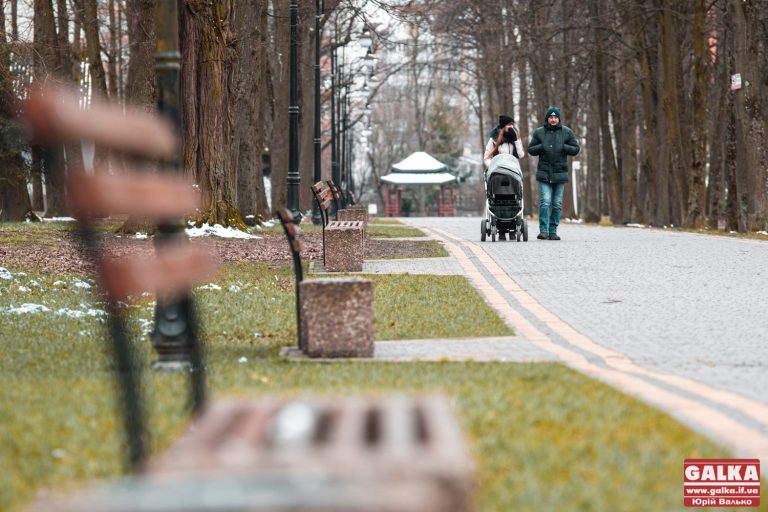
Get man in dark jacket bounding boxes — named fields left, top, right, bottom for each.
left=527, top=107, right=580, bottom=240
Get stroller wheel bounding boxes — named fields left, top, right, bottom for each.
left=516, top=228, right=522, bottom=242
left=522, top=219, right=529, bottom=242
left=491, top=223, right=497, bottom=242
left=480, top=219, right=486, bottom=242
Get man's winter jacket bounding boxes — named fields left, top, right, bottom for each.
left=527, top=109, right=580, bottom=184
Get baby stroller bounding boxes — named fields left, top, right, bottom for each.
left=481, top=154, right=528, bottom=242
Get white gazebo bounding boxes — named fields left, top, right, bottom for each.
left=380, top=152, right=458, bottom=216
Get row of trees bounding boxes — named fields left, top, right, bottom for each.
left=418, top=0, right=767, bottom=230
left=2, top=1, right=767, bottom=231
left=2, top=0, right=381, bottom=224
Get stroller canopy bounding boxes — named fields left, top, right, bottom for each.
left=487, top=154, right=522, bottom=180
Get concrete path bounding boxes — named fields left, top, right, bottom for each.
left=310, top=257, right=464, bottom=275
left=403, top=217, right=768, bottom=467
left=282, top=336, right=557, bottom=362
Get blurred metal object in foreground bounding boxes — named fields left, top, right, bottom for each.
left=150, top=0, right=203, bottom=375
left=29, top=396, right=475, bottom=512
left=22, top=87, right=217, bottom=470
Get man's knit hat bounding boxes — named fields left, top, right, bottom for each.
left=498, top=115, right=514, bottom=127
left=545, top=107, right=561, bottom=119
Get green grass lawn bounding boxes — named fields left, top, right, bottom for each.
left=367, top=225, right=426, bottom=238
left=0, top=261, right=747, bottom=511
left=369, top=218, right=404, bottom=225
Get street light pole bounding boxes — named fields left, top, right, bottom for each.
left=331, top=40, right=340, bottom=200
left=152, top=0, right=205, bottom=411
left=287, top=0, right=301, bottom=223
left=312, top=0, right=322, bottom=224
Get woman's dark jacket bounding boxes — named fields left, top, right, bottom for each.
left=527, top=121, right=580, bottom=184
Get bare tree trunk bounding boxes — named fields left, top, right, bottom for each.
left=108, top=0, right=119, bottom=101
left=725, top=93, right=741, bottom=231
left=125, top=0, right=155, bottom=108
left=590, top=0, right=621, bottom=222
left=707, top=1, right=729, bottom=229
left=80, top=0, right=108, bottom=99
left=730, top=0, right=767, bottom=230
left=11, top=0, right=19, bottom=41
left=635, top=12, right=659, bottom=225
left=56, top=0, right=69, bottom=76
left=181, top=0, right=243, bottom=227
left=268, top=0, right=290, bottom=213
left=31, top=148, right=45, bottom=211
left=660, top=0, right=686, bottom=224
left=584, top=77, right=601, bottom=223
left=619, top=60, right=638, bottom=223
left=298, top=2, right=314, bottom=212
left=234, top=0, right=269, bottom=220
left=0, top=11, right=32, bottom=221
left=684, top=0, right=708, bottom=227
left=518, top=60, right=533, bottom=216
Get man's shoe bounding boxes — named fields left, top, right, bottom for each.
left=537, top=233, right=548, bottom=240
left=549, top=233, right=561, bottom=240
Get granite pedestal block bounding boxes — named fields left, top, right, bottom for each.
left=299, top=277, right=373, bottom=358
left=325, top=220, right=364, bottom=272
left=338, top=207, right=368, bottom=252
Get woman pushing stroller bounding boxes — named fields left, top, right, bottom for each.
left=484, top=115, right=524, bottom=169
left=481, top=115, right=528, bottom=242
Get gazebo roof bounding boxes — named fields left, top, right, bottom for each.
left=380, top=172, right=457, bottom=185
left=391, top=151, right=447, bottom=173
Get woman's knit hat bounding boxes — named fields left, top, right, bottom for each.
left=498, top=115, right=514, bottom=127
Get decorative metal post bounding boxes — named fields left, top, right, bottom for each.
left=287, top=0, right=301, bottom=222
left=331, top=41, right=340, bottom=195
left=312, top=0, right=323, bottom=224
left=151, top=1, right=206, bottom=412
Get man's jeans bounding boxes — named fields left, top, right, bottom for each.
left=539, top=182, right=565, bottom=234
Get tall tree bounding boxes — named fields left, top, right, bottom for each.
left=233, top=0, right=269, bottom=220
left=125, top=0, right=155, bottom=108
left=181, top=0, right=244, bottom=227
left=684, top=0, right=708, bottom=227
left=0, top=8, right=32, bottom=221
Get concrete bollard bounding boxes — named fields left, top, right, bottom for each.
left=299, top=277, right=374, bottom=358
left=325, top=221, right=364, bottom=272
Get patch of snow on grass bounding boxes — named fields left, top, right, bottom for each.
left=228, top=284, right=241, bottom=292
left=626, top=223, right=646, bottom=228
left=43, top=217, right=76, bottom=222
left=18, top=286, right=31, bottom=292
left=134, top=232, right=149, bottom=239
left=0, top=267, right=13, bottom=280
left=185, top=223, right=261, bottom=239
left=53, top=280, right=66, bottom=286
left=7, top=303, right=51, bottom=314
left=73, top=279, right=92, bottom=289
left=55, top=308, right=106, bottom=318
left=197, top=283, right=222, bottom=291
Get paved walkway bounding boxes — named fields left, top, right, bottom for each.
left=283, top=336, right=557, bottom=362
left=403, top=217, right=768, bottom=467
left=310, top=257, right=463, bottom=275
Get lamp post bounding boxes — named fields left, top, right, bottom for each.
left=312, top=0, right=323, bottom=224
left=151, top=0, right=205, bottom=411
left=331, top=39, right=340, bottom=202
left=287, top=0, right=301, bottom=223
